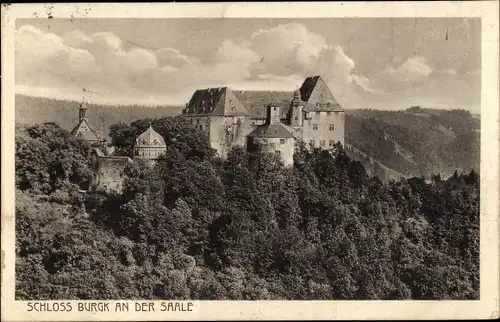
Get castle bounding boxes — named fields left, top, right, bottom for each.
left=73, top=75, right=345, bottom=192
left=182, top=75, right=345, bottom=166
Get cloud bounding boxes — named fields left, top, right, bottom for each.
left=126, top=48, right=158, bottom=72
left=15, top=23, right=480, bottom=113
left=380, top=56, right=433, bottom=82
left=249, top=22, right=327, bottom=76
left=156, top=48, right=196, bottom=68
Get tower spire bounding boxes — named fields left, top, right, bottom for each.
left=79, top=96, right=88, bottom=121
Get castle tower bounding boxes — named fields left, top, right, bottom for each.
left=71, top=99, right=107, bottom=151
left=79, top=101, right=88, bottom=121
left=266, top=105, right=281, bottom=125
left=290, top=89, right=304, bottom=127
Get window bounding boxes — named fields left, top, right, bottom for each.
left=327, top=112, right=331, bottom=116
left=329, top=140, right=335, bottom=147
left=329, top=124, right=335, bottom=131
left=276, top=150, right=281, bottom=157
left=309, top=139, right=315, bottom=147
left=320, top=140, right=326, bottom=147
left=196, top=119, right=200, bottom=125
left=313, top=124, right=318, bottom=130
left=294, top=116, right=298, bottom=120
left=280, top=139, right=286, bottom=144
left=199, top=125, right=203, bottom=130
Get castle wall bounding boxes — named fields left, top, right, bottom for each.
left=299, top=110, right=345, bottom=149
left=344, top=144, right=403, bottom=183
left=94, top=157, right=132, bottom=194
left=249, top=137, right=295, bottom=167
left=189, top=115, right=255, bottom=158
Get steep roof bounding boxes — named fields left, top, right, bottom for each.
left=299, top=76, right=344, bottom=112
left=185, top=87, right=249, bottom=116
left=248, top=123, right=295, bottom=138
left=233, top=91, right=293, bottom=119
left=184, top=75, right=343, bottom=118
left=299, top=76, right=321, bottom=102
left=71, top=118, right=103, bottom=142
left=136, top=125, right=166, bottom=147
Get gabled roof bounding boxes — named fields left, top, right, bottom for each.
left=299, top=76, right=344, bottom=112
left=184, top=75, right=343, bottom=118
left=299, top=76, right=321, bottom=102
left=233, top=91, right=293, bottom=119
left=136, top=125, right=166, bottom=147
left=71, top=118, right=104, bottom=142
left=248, top=123, right=295, bottom=139
left=185, top=87, right=249, bottom=116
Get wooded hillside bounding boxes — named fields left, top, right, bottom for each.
left=15, top=95, right=184, bottom=137
left=15, top=119, right=479, bottom=300
left=345, top=108, right=480, bottom=179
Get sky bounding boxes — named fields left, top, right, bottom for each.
left=15, top=18, right=481, bottom=112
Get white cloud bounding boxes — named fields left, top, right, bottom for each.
left=249, top=22, right=327, bottom=76
left=15, top=23, right=480, bottom=113
left=126, top=48, right=158, bottom=72
left=156, top=48, right=196, bottom=68
left=381, top=56, right=433, bottom=82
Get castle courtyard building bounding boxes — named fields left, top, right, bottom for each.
left=134, top=123, right=167, bottom=161
left=182, top=75, right=345, bottom=165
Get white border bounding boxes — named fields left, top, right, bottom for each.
left=2, top=2, right=499, bottom=321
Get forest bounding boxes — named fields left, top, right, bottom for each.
left=345, top=107, right=480, bottom=179
left=15, top=94, right=183, bottom=138
left=15, top=117, right=480, bottom=300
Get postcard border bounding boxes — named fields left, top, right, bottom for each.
left=1, top=2, right=499, bottom=321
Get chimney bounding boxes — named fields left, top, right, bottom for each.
left=266, top=105, right=281, bottom=125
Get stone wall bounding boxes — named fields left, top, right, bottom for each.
left=93, top=156, right=133, bottom=194
left=345, top=143, right=403, bottom=183
left=190, top=115, right=255, bottom=158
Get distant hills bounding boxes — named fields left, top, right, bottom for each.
left=15, top=94, right=480, bottom=180
left=345, top=107, right=480, bottom=179
left=15, top=94, right=184, bottom=138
